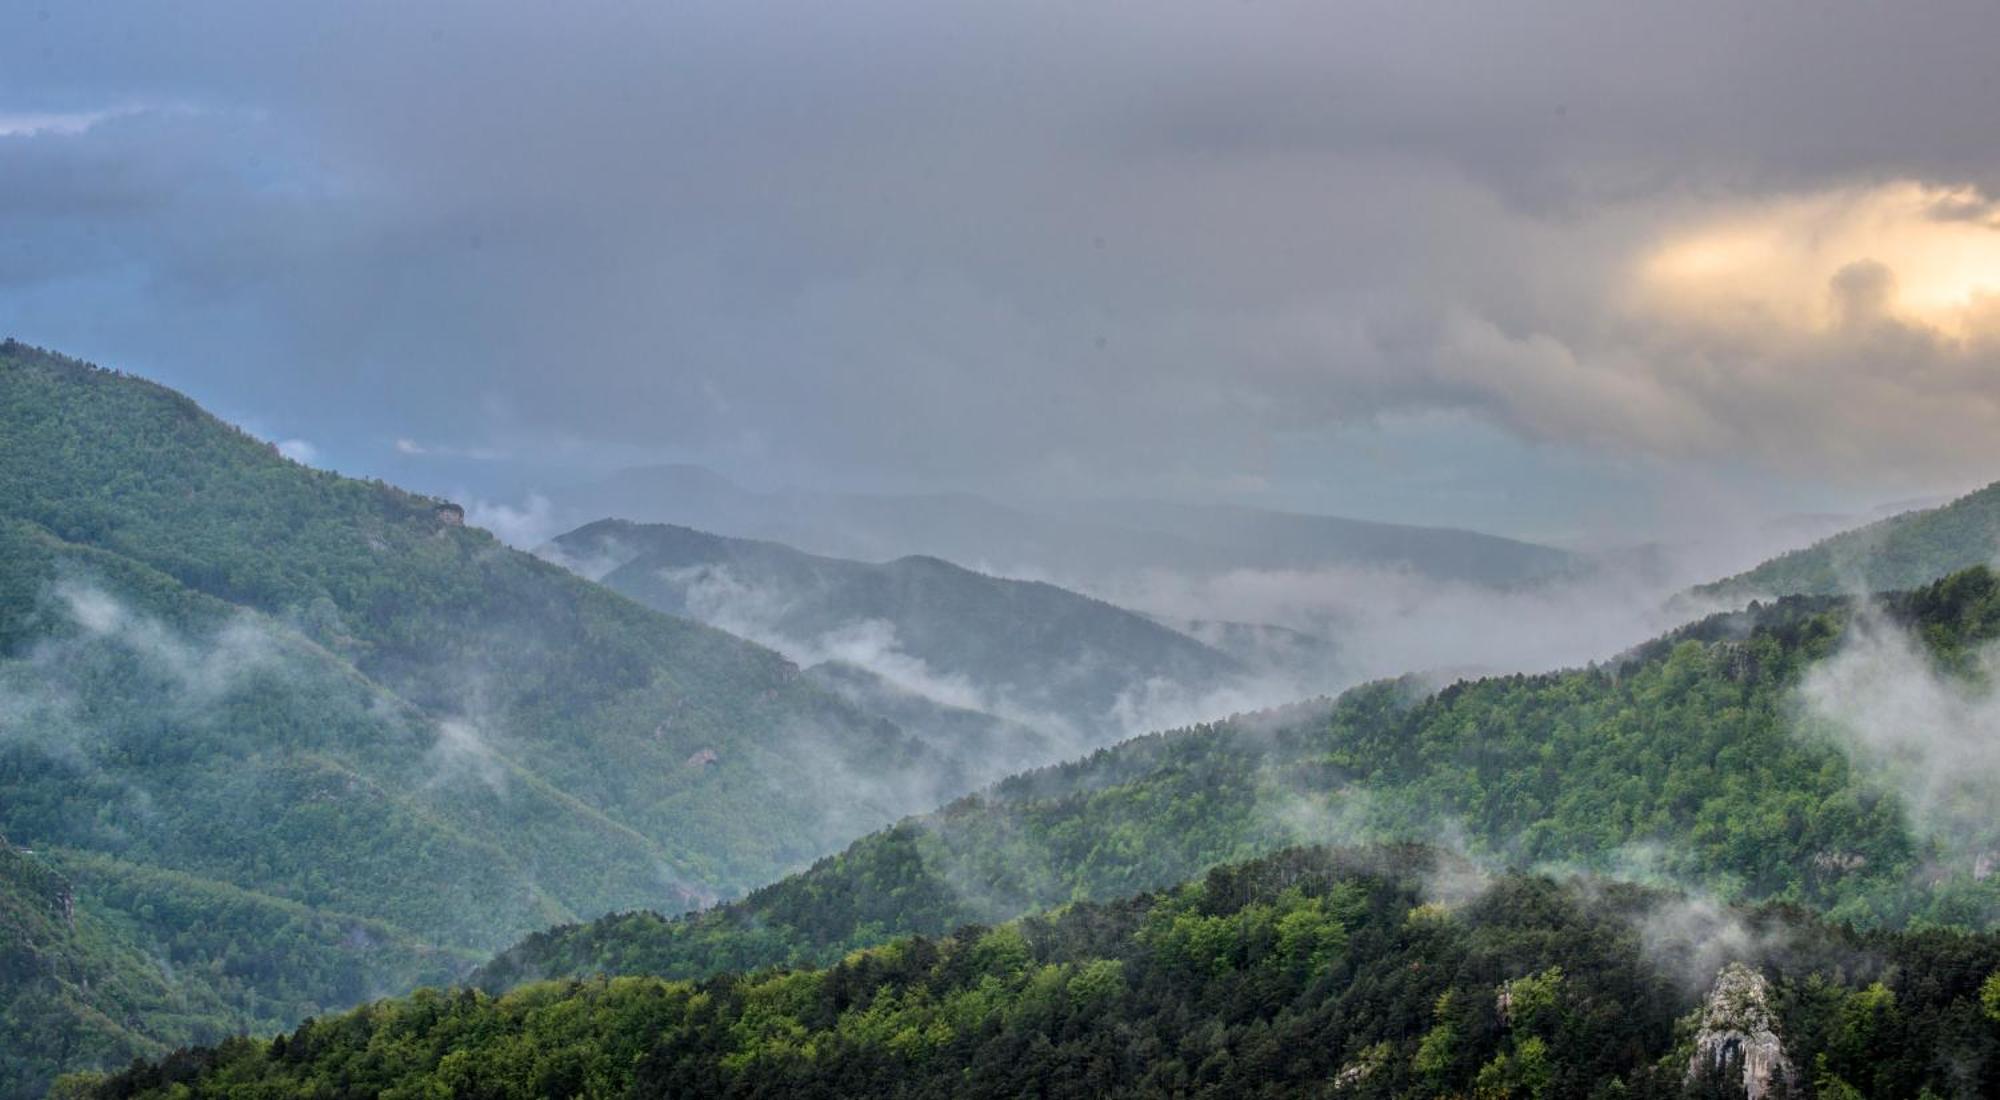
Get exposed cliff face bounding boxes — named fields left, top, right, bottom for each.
left=1688, top=962, right=1794, bottom=1100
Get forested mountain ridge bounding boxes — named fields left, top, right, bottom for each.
left=0, top=341, right=976, bottom=1096
left=548, top=518, right=1259, bottom=751
left=1694, top=478, right=2000, bottom=600
left=80, top=846, right=2000, bottom=1098
left=476, top=566, right=2000, bottom=997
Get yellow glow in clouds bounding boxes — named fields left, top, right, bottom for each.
left=1639, top=182, right=2000, bottom=336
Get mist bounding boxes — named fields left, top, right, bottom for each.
left=1083, top=557, right=1704, bottom=689
left=1799, top=607, right=2000, bottom=871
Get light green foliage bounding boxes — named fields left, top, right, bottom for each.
left=1501, top=967, right=1564, bottom=1035
left=1814, top=1054, right=1868, bottom=1100
left=970, top=925, right=1032, bottom=978
left=1068, top=957, right=1125, bottom=1008
left=1274, top=886, right=1354, bottom=972
left=1414, top=990, right=1462, bottom=1084
left=1475, top=1033, right=1555, bottom=1099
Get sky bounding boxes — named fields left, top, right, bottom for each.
left=6, top=0, right=2000, bottom=544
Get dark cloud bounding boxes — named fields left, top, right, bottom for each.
left=5, top=1, right=2000, bottom=536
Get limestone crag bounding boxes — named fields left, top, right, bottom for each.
left=1687, top=962, right=1793, bottom=1100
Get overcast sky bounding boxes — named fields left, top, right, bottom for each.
left=7, top=0, right=2000, bottom=543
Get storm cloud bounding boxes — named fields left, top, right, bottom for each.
left=6, top=1, right=2000, bottom=535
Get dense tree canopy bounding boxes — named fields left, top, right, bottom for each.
left=81, top=847, right=2000, bottom=1098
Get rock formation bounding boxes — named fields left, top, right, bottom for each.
left=1687, top=962, right=1793, bottom=1099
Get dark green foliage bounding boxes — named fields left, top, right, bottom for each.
left=84, top=847, right=2000, bottom=1098
left=481, top=572, right=2000, bottom=994
left=1696, top=480, right=2000, bottom=600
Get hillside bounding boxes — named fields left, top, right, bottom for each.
left=1696, top=479, right=2000, bottom=600
left=547, top=519, right=1261, bottom=747
left=557, top=464, right=1578, bottom=587
left=475, top=566, right=2000, bottom=996
left=80, top=846, right=2000, bottom=1098
left=0, top=833, right=460, bottom=1100
left=0, top=341, right=972, bottom=1094
left=1, top=836, right=176, bottom=1095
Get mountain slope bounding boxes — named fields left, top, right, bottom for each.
left=0, top=837, right=169, bottom=1097
left=0, top=834, right=461, bottom=1100
left=547, top=519, right=1261, bottom=748
left=84, top=846, right=2000, bottom=1099
left=1696, top=479, right=2000, bottom=600
left=476, top=566, right=2000, bottom=995
left=0, top=340, right=972, bottom=1093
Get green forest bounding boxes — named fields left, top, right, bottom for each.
left=476, top=567, right=2000, bottom=998
left=15, top=340, right=2000, bottom=1098
left=0, top=342, right=986, bottom=1097
left=67, top=847, right=2000, bottom=1098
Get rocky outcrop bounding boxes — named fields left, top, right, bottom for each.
left=1715, top=641, right=1760, bottom=682
left=1687, top=962, right=1793, bottom=1100
left=1812, top=850, right=1868, bottom=875
left=1331, top=1042, right=1387, bottom=1092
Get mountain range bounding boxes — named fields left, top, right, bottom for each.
left=544, top=519, right=1296, bottom=756
left=471, top=565, right=2000, bottom=999
left=13, top=339, right=2000, bottom=1097
left=556, top=463, right=1581, bottom=590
